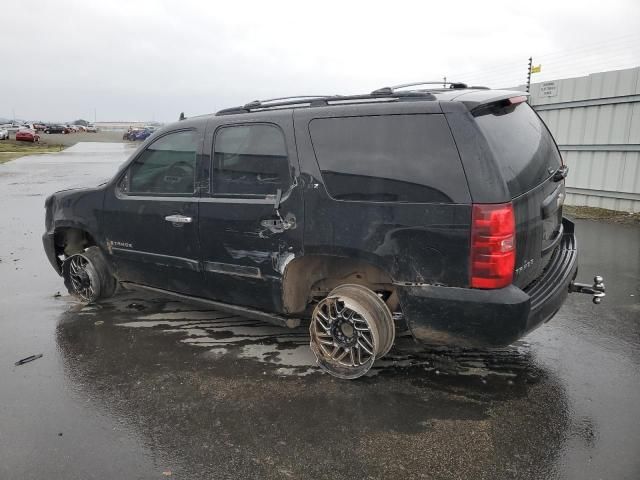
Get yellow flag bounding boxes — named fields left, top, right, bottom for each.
left=531, top=64, right=542, bottom=73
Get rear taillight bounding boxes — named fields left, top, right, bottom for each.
left=470, top=203, right=516, bottom=289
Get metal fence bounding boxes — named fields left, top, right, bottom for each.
left=521, top=67, right=640, bottom=212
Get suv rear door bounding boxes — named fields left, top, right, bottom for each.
left=198, top=113, right=304, bottom=312
left=472, top=100, right=564, bottom=288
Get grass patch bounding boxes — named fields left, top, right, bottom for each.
left=564, top=205, right=640, bottom=225
left=0, top=140, right=65, bottom=164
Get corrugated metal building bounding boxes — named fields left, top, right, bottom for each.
left=524, top=67, right=640, bottom=212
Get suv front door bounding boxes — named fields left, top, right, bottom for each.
left=199, top=115, right=304, bottom=312
left=102, top=128, right=203, bottom=293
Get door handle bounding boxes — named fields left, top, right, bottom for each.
left=164, top=214, right=193, bottom=224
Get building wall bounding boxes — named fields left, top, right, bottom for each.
left=527, top=67, right=640, bottom=212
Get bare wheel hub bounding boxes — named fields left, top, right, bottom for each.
left=330, top=316, right=358, bottom=348
left=76, top=269, right=91, bottom=289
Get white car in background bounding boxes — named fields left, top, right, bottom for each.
left=86, top=124, right=98, bottom=133
left=0, top=128, right=9, bottom=140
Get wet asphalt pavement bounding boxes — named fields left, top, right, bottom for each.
left=0, top=143, right=639, bottom=480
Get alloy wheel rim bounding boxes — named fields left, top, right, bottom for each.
left=310, top=296, right=378, bottom=378
left=67, top=255, right=96, bottom=302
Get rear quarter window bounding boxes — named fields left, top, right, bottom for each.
left=474, top=103, right=562, bottom=196
left=309, top=114, right=468, bottom=203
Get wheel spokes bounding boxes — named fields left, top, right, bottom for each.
left=310, top=295, right=377, bottom=374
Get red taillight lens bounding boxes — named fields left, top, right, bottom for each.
left=470, top=203, right=516, bottom=289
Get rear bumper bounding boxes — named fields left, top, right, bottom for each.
left=397, top=218, right=578, bottom=347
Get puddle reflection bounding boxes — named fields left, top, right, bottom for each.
left=55, top=291, right=580, bottom=479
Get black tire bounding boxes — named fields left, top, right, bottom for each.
left=309, top=284, right=395, bottom=379
left=62, top=246, right=117, bottom=303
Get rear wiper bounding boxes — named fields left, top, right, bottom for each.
left=552, top=165, right=569, bottom=182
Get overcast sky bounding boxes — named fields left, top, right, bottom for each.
left=1, top=0, right=639, bottom=122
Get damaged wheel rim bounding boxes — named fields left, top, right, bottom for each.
left=64, top=254, right=99, bottom=302
left=310, top=295, right=380, bottom=379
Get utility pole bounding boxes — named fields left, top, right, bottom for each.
left=443, top=76, right=447, bottom=88
left=526, top=57, right=533, bottom=93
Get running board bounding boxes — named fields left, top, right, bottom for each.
left=120, top=282, right=301, bottom=328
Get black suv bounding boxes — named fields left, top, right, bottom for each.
left=43, top=83, right=604, bottom=379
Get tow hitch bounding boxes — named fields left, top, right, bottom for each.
left=569, top=275, right=606, bottom=304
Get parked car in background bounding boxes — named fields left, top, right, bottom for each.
left=75, top=125, right=87, bottom=132
left=20, top=123, right=36, bottom=131
left=0, top=128, right=9, bottom=140
left=123, top=128, right=141, bottom=141
left=16, top=129, right=40, bottom=142
left=86, top=124, right=98, bottom=133
left=66, top=125, right=79, bottom=133
left=2, top=123, right=21, bottom=134
left=44, top=125, right=70, bottom=134
left=133, top=128, right=153, bottom=141
left=34, top=123, right=47, bottom=132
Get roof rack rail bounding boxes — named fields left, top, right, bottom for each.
left=392, top=81, right=469, bottom=90
left=242, top=95, right=336, bottom=110
left=215, top=90, right=437, bottom=116
left=370, top=81, right=492, bottom=96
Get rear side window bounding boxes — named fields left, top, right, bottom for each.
left=309, top=114, right=466, bottom=203
left=474, top=103, right=562, bottom=196
left=213, top=124, right=290, bottom=196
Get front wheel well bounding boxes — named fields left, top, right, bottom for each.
left=54, top=227, right=97, bottom=257
left=282, top=255, right=398, bottom=314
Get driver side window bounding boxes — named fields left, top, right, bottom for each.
left=126, top=130, right=197, bottom=195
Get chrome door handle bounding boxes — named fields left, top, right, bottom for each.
left=164, top=214, right=193, bottom=224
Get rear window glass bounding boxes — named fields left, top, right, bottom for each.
left=474, top=103, right=562, bottom=196
left=309, top=114, right=466, bottom=203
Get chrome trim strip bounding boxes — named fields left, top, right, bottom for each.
left=111, top=247, right=200, bottom=271
left=203, top=261, right=262, bottom=278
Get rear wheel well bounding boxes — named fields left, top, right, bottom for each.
left=54, top=228, right=97, bottom=257
left=282, top=255, right=398, bottom=314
